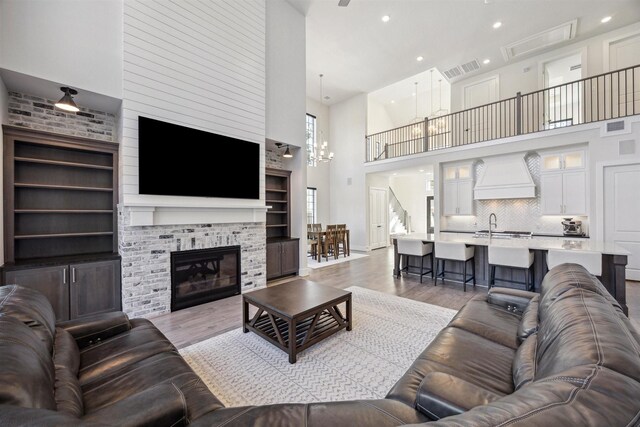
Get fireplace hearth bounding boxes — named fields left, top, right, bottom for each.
left=171, top=246, right=241, bottom=311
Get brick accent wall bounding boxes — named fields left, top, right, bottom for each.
left=265, top=146, right=284, bottom=169
left=6, top=92, right=116, bottom=142
left=119, top=208, right=266, bottom=318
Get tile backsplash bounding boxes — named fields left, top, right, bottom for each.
left=441, top=153, right=588, bottom=235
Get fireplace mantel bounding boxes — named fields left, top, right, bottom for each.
left=121, top=194, right=268, bottom=226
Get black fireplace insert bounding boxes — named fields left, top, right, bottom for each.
left=170, top=246, right=241, bottom=311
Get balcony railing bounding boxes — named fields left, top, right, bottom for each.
left=366, top=64, right=640, bottom=162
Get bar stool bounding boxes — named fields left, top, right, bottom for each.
left=434, top=242, right=475, bottom=291
left=488, top=246, right=535, bottom=291
left=546, top=249, right=602, bottom=276
left=397, top=239, right=434, bottom=283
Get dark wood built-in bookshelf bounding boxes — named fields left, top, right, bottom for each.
left=2, top=126, right=121, bottom=321
left=265, top=167, right=299, bottom=280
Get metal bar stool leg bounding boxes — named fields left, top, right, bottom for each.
left=471, top=258, right=476, bottom=287
left=463, top=259, right=467, bottom=292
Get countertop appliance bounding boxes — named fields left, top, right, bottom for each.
left=562, top=218, right=584, bottom=236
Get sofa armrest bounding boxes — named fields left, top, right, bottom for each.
left=58, top=311, right=131, bottom=349
left=82, top=383, right=187, bottom=427
left=487, top=288, right=537, bottom=314
left=415, top=372, right=502, bottom=420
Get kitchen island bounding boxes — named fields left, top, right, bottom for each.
left=392, top=232, right=630, bottom=315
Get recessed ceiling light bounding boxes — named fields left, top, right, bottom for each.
left=416, top=56, right=424, bottom=62
left=493, top=21, right=502, bottom=29
left=412, top=92, right=416, bottom=96
left=382, top=15, right=390, bottom=23
left=390, top=100, right=395, bottom=104
left=601, top=16, right=612, bottom=23
left=393, top=173, right=398, bottom=176
left=419, top=169, right=425, bottom=172
left=483, top=59, right=491, bottom=64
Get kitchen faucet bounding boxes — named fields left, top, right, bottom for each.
left=489, top=213, right=497, bottom=238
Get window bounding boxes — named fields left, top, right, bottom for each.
left=307, top=187, right=317, bottom=224
left=306, top=114, right=316, bottom=166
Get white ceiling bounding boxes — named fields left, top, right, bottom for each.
left=288, top=0, right=640, bottom=105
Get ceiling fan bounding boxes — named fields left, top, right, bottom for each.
left=338, top=0, right=351, bottom=6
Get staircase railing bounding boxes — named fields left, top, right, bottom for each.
left=366, top=64, right=640, bottom=162
left=389, top=187, right=409, bottom=233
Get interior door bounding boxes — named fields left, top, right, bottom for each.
left=369, top=187, right=387, bottom=249
left=604, top=163, right=640, bottom=281
left=608, top=33, right=640, bottom=116
left=463, top=76, right=498, bottom=141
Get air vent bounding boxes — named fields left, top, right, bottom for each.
left=443, top=66, right=463, bottom=80
left=570, top=64, right=581, bottom=71
left=607, top=120, right=625, bottom=132
left=501, top=20, right=577, bottom=61
left=461, top=60, right=481, bottom=74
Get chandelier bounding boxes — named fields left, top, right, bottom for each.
left=311, top=74, right=334, bottom=163
left=428, top=74, right=449, bottom=136
left=409, top=81, right=423, bottom=136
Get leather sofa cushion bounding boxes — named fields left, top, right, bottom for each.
left=0, top=285, right=57, bottom=353
left=58, top=311, right=131, bottom=349
left=536, top=287, right=640, bottom=383
left=81, top=351, right=224, bottom=421
left=415, top=372, right=503, bottom=420
left=53, top=328, right=83, bottom=417
left=517, top=295, right=539, bottom=343
left=448, top=296, right=520, bottom=349
left=190, top=399, right=429, bottom=427
left=386, top=326, right=515, bottom=407
left=78, top=318, right=176, bottom=386
left=0, top=316, right=56, bottom=410
left=512, top=333, right=537, bottom=390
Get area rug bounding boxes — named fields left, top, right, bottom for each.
left=179, top=286, right=456, bottom=407
left=306, top=252, right=368, bottom=269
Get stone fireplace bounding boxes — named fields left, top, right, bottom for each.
left=118, top=207, right=266, bottom=318
left=171, top=246, right=241, bottom=311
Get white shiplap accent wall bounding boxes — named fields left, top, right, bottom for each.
left=121, top=0, right=266, bottom=200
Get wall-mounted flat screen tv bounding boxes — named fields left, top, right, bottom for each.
left=138, top=116, right=260, bottom=199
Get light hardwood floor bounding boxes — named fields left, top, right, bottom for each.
left=151, top=246, right=640, bottom=349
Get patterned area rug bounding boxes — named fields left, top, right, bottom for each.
left=179, top=286, right=456, bottom=407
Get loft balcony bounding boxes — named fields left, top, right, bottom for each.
left=366, top=64, right=640, bottom=162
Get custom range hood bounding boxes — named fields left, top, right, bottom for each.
left=474, top=153, right=535, bottom=200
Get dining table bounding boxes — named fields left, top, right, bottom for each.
left=308, top=228, right=350, bottom=262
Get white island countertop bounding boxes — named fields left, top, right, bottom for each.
left=394, top=233, right=630, bottom=256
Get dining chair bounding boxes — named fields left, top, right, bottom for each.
left=323, top=224, right=337, bottom=260
left=334, top=224, right=348, bottom=258
left=307, top=224, right=319, bottom=259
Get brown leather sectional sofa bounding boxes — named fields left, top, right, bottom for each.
left=1, top=263, right=639, bottom=426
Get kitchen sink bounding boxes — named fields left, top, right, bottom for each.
left=473, top=230, right=533, bottom=239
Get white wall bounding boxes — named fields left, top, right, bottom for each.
left=267, top=0, right=308, bottom=274
left=367, top=97, right=395, bottom=135
left=266, top=0, right=306, bottom=149
left=451, top=22, right=640, bottom=111
left=306, top=97, right=331, bottom=226
left=120, top=0, right=266, bottom=202
left=0, top=76, right=7, bottom=264
left=0, top=0, right=122, bottom=98
left=330, top=93, right=368, bottom=251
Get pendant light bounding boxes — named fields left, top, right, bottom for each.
left=275, top=142, right=293, bottom=158
left=410, top=81, right=422, bottom=135
left=55, top=87, right=80, bottom=112
left=315, top=74, right=334, bottom=163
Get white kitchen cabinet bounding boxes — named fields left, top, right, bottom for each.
left=540, top=171, right=586, bottom=215
left=541, top=150, right=585, bottom=172
left=442, top=163, right=474, bottom=216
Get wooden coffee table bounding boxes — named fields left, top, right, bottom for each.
left=242, top=279, right=352, bottom=363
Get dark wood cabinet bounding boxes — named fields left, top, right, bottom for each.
left=266, top=238, right=299, bottom=280
left=70, top=259, right=121, bottom=319
left=265, top=167, right=298, bottom=280
left=2, top=125, right=121, bottom=320
left=4, top=265, right=70, bottom=321
left=3, top=257, right=121, bottom=321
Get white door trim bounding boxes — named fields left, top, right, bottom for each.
left=603, top=28, right=640, bottom=72
left=369, top=186, right=389, bottom=250
left=537, top=48, right=588, bottom=90
left=595, top=159, right=640, bottom=241
left=461, top=74, right=500, bottom=110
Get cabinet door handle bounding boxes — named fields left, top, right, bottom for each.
left=72, top=267, right=76, bottom=284
left=62, top=267, right=66, bottom=284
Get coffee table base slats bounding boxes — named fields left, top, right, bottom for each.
left=250, top=310, right=343, bottom=348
